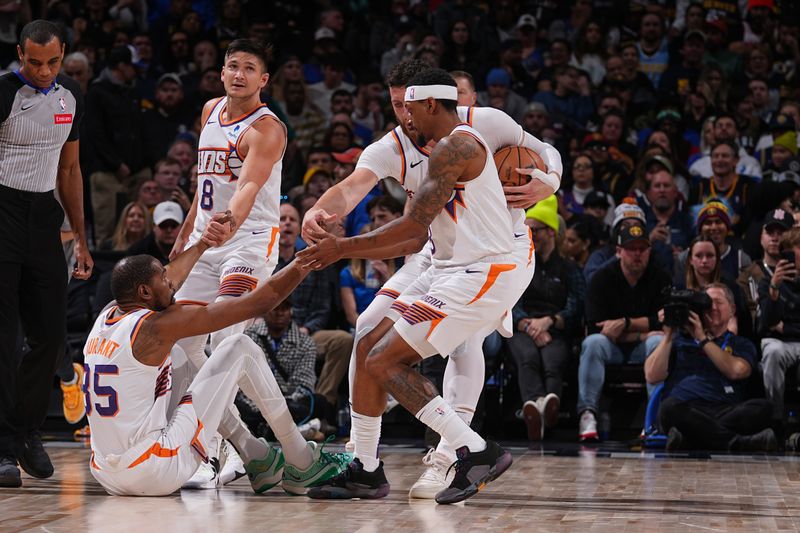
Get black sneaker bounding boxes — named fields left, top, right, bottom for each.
left=306, top=458, right=390, bottom=499
left=732, top=428, right=778, bottom=452
left=0, top=456, right=21, bottom=488
left=665, top=427, right=684, bottom=452
left=16, top=432, right=54, bottom=479
left=435, top=441, right=512, bottom=504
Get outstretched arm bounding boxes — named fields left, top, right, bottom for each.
left=297, top=134, right=480, bottom=269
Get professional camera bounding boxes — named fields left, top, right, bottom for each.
left=662, top=288, right=712, bottom=328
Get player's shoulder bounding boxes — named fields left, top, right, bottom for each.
left=364, top=128, right=401, bottom=154
left=203, top=96, right=224, bottom=114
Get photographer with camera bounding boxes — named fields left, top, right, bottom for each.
left=578, top=224, right=671, bottom=441
left=759, top=227, right=800, bottom=426
left=646, top=284, right=776, bottom=452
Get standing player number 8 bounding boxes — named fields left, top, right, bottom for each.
left=200, top=179, right=214, bottom=210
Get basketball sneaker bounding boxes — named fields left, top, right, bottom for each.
left=408, top=448, right=454, bottom=499
left=281, top=440, right=353, bottom=495
left=60, top=363, right=86, bottom=425
left=306, top=458, right=390, bottom=499
left=434, top=441, right=513, bottom=505
left=219, top=440, right=246, bottom=486
left=182, top=457, right=220, bottom=489
left=579, top=410, right=599, bottom=442
left=245, top=439, right=285, bottom=494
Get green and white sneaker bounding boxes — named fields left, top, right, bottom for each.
left=245, top=439, right=285, bottom=494
left=282, top=440, right=353, bottom=495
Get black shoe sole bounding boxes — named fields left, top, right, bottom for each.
left=306, top=481, right=390, bottom=500
left=435, top=450, right=513, bottom=504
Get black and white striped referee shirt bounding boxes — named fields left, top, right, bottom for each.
left=0, top=71, right=84, bottom=193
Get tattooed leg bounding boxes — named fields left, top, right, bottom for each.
left=365, top=329, right=434, bottom=416
left=352, top=317, right=395, bottom=417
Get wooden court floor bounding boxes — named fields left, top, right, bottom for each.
left=3, top=443, right=800, bottom=532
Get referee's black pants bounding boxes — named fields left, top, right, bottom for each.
left=0, top=184, right=67, bottom=457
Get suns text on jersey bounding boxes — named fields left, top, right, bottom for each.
left=197, top=149, right=231, bottom=175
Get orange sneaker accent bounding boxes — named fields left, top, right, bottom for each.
left=61, top=363, right=86, bottom=424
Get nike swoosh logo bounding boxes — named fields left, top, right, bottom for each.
left=207, top=120, right=217, bottom=124
left=465, top=269, right=481, bottom=274
left=252, top=229, right=272, bottom=235
left=410, top=161, right=423, bottom=168
left=514, top=233, right=526, bottom=238
left=21, top=103, right=35, bottom=111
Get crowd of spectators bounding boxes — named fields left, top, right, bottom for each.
left=8, top=0, right=800, bottom=450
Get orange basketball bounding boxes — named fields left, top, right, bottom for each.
left=494, top=145, right=546, bottom=187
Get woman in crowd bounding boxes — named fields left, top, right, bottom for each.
left=99, top=202, right=151, bottom=252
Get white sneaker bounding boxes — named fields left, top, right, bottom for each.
left=541, top=393, right=560, bottom=429
left=297, top=418, right=322, bottom=440
left=219, top=440, right=246, bottom=486
left=182, top=457, right=219, bottom=489
left=579, top=410, right=598, bottom=442
left=522, top=400, right=542, bottom=442
left=408, top=449, right=454, bottom=499
left=344, top=440, right=355, bottom=453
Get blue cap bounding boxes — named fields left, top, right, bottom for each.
left=486, top=68, right=511, bottom=88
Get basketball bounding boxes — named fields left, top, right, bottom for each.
left=494, top=146, right=546, bottom=187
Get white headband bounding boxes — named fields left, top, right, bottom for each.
left=404, top=84, right=458, bottom=102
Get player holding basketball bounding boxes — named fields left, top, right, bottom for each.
left=298, top=68, right=535, bottom=504
left=301, top=60, right=561, bottom=498
left=169, top=39, right=286, bottom=487
left=84, top=215, right=349, bottom=496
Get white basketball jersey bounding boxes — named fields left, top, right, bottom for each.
left=84, top=307, right=174, bottom=467
left=356, top=106, right=526, bottom=238
left=428, top=124, right=514, bottom=267
left=191, top=98, right=284, bottom=245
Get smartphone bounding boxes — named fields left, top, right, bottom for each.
left=781, top=250, right=796, bottom=265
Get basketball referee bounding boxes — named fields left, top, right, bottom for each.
left=0, top=20, right=94, bottom=488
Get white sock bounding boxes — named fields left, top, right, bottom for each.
left=222, top=414, right=269, bottom=464
left=416, top=396, right=485, bottom=453
left=271, top=410, right=313, bottom=470
left=352, top=411, right=381, bottom=472
left=437, top=405, right=475, bottom=458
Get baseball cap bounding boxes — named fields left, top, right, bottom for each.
left=157, top=72, right=183, bottom=87
left=749, top=0, right=774, bottom=10
left=525, top=195, right=558, bottom=231
left=696, top=201, right=732, bottom=230
left=303, top=166, right=332, bottom=186
left=153, top=201, right=184, bottom=226
left=582, top=132, right=608, bottom=149
left=764, top=208, right=793, bottom=231
left=685, top=29, right=706, bottom=43
left=611, top=198, right=647, bottom=229
left=523, top=102, right=548, bottom=116
left=644, top=154, right=674, bottom=175
left=314, top=27, right=336, bottom=41
left=617, top=224, right=650, bottom=248
left=584, top=190, right=611, bottom=209
left=108, top=46, right=133, bottom=67
left=332, top=147, right=363, bottom=165
left=515, top=14, right=537, bottom=30
left=486, top=68, right=511, bottom=87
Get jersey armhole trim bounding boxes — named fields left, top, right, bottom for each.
left=390, top=128, right=406, bottom=185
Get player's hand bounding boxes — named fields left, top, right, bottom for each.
left=302, top=208, right=338, bottom=244
left=296, top=235, right=344, bottom=270
left=503, top=168, right=556, bottom=208
left=202, top=210, right=236, bottom=247
left=72, top=238, right=94, bottom=280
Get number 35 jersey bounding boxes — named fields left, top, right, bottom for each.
left=84, top=307, right=175, bottom=464
left=190, top=98, right=284, bottom=246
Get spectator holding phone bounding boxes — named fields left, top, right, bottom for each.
left=759, top=227, right=800, bottom=428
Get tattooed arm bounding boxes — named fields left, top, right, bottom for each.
left=297, top=134, right=481, bottom=268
